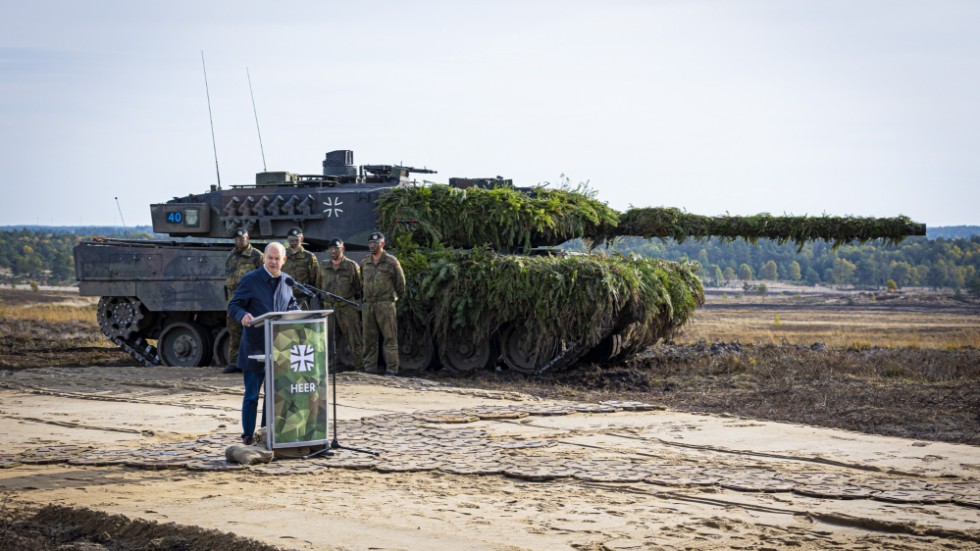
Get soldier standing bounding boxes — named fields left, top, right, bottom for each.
left=284, top=227, right=319, bottom=309
left=223, top=228, right=263, bottom=374
left=360, top=232, right=405, bottom=376
left=317, top=238, right=364, bottom=370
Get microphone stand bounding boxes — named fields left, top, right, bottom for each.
left=300, top=283, right=379, bottom=458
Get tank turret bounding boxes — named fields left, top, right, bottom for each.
left=149, top=149, right=436, bottom=248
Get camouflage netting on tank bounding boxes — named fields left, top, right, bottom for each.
left=377, top=184, right=619, bottom=250
left=616, top=208, right=925, bottom=249
left=378, top=186, right=923, bottom=252
left=397, top=248, right=704, bottom=356
left=375, top=185, right=918, bottom=362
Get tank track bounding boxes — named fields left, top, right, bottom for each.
left=534, top=319, right=624, bottom=374
left=97, top=296, right=160, bottom=367
left=110, top=335, right=160, bottom=367
left=534, top=340, right=587, bottom=374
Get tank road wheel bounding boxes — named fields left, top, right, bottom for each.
left=438, top=331, right=499, bottom=374
left=96, top=296, right=146, bottom=340
left=212, top=328, right=231, bottom=367
left=499, top=323, right=557, bottom=375
left=398, top=320, right=435, bottom=373
left=159, top=322, right=213, bottom=367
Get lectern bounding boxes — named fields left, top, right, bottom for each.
left=250, top=309, right=332, bottom=451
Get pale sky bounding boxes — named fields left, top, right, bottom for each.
left=2, top=1, right=978, bottom=228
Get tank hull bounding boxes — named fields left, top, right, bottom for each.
left=75, top=239, right=230, bottom=367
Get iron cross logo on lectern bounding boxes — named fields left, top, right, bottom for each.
left=290, top=344, right=315, bottom=372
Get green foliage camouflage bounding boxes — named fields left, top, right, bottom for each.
left=378, top=186, right=925, bottom=253
left=396, top=247, right=704, bottom=357
left=617, top=208, right=926, bottom=249
left=377, top=184, right=619, bottom=250
left=376, top=184, right=927, bottom=359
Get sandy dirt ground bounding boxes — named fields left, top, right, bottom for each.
left=1, top=365, right=979, bottom=550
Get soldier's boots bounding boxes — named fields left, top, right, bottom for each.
left=364, top=365, right=396, bottom=376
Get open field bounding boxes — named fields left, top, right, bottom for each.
left=683, top=287, right=980, bottom=349
left=0, top=289, right=123, bottom=369
left=1, top=286, right=979, bottom=549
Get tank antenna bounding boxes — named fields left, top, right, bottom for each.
left=247, top=67, right=268, bottom=172
left=201, top=51, right=221, bottom=189
left=114, top=196, right=127, bottom=229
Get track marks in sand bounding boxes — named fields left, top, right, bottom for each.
left=604, top=431, right=922, bottom=476
left=0, top=380, right=237, bottom=412
left=1, top=413, right=145, bottom=435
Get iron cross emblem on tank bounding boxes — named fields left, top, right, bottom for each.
left=322, top=197, right=343, bottom=217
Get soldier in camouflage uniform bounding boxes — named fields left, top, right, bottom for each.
left=316, top=238, right=364, bottom=370
left=223, top=228, right=263, bottom=374
left=360, top=232, right=406, bottom=375
left=284, top=227, right=319, bottom=309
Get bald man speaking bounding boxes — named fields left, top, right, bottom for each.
left=228, top=241, right=300, bottom=445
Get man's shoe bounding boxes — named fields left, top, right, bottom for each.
left=222, top=365, right=242, bottom=374
left=242, top=435, right=254, bottom=446
left=384, top=371, right=398, bottom=377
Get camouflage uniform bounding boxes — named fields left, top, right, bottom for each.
left=360, top=252, right=406, bottom=374
left=225, top=244, right=263, bottom=365
left=317, top=257, right=364, bottom=370
left=285, top=245, right=319, bottom=309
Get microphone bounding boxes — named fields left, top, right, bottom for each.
left=284, top=276, right=315, bottom=297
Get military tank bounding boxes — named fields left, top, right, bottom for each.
left=74, top=149, right=925, bottom=373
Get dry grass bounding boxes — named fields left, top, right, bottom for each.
left=0, top=293, right=106, bottom=349
left=677, top=293, right=980, bottom=349
left=0, top=289, right=120, bottom=367
left=681, top=309, right=980, bottom=348
left=0, top=302, right=98, bottom=325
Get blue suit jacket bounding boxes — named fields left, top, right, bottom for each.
left=228, top=267, right=300, bottom=372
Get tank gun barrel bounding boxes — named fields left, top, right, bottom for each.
left=615, top=208, right=927, bottom=249
left=378, top=185, right=926, bottom=251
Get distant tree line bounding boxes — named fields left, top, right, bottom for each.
left=0, top=227, right=153, bottom=286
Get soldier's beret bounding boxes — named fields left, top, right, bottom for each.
left=287, top=227, right=303, bottom=237
left=368, top=232, right=385, bottom=242
left=327, top=238, right=344, bottom=248
left=234, top=227, right=249, bottom=237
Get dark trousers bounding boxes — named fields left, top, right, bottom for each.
left=242, top=368, right=267, bottom=440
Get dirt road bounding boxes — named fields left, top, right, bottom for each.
left=2, top=365, right=978, bottom=550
